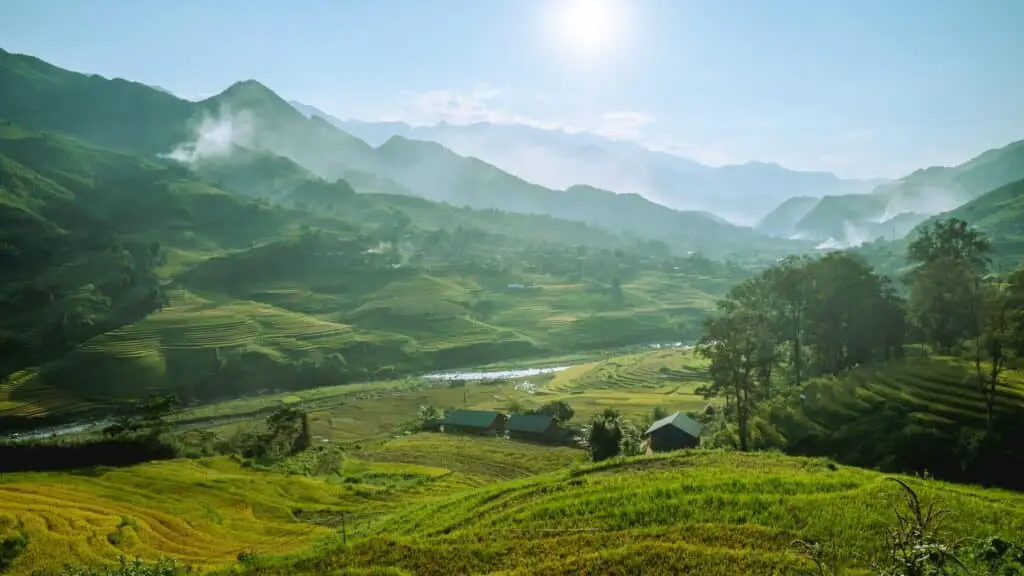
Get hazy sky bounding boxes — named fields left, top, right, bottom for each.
left=2, top=0, right=1023, bottom=178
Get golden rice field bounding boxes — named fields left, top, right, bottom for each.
left=0, top=435, right=582, bottom=575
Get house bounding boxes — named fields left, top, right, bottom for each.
left=441, top=409, right=507, bottom=436
left=507, top=413, right=560, bottom=443
left=643, top=411, right=703, bottom=452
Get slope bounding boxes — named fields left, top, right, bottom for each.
left=238, top=451, right=1024, bottom=576
left=858, top=177, right=1024, bottom=274
left=754, top=195, right=819, bottom=237
left=786, top=137, right=1024, bottom=245
left=374, top=135, right=807, bottom=259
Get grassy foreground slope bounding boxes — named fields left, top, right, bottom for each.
left=0, top=437, right=580, bottom=575
left=235, top=451, right=1024, bottom=576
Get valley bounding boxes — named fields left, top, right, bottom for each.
left=1, top=37, right=1024, bottom=576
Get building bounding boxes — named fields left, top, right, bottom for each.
left=643, top=411, right=703, bottom=452
left=507, top=413, right=559, bottom=443
left=441, top=409, right=507, bottom=436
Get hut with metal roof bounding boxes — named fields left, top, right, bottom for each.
left=507, top=413, right=560, bottom=443
left=441, top=409, right=507, bottom=436
left=643, top=411, right=703, bottom=452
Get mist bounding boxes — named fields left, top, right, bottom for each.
left=160, top=106, right=254, bottom=163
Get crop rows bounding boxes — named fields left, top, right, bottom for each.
left=0, top=458, right=344, bottom=575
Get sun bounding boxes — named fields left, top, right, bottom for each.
left=548, top=0, right=625, bottom=61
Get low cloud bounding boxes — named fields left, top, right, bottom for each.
left=386, top=85, right=659, bottom=142
left=160, top=106, right=254, bottom=163
left=592, top=111, right=654, bottom=140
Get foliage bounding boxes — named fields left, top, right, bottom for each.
left=0, top=516, right=28, bottom=572
left=232, top=406, right=312, bottom=461
left=906, top=218, right=991, bottom=355
left=103, top=395, right=179, bottom=440
left=41, top=557, right=184, bottom=576
left=577, top=408, right=643, bottom=461
left=530, top=399, right=575, bottom=424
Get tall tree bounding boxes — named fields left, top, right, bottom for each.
left=969, top=275, right=1017, bottom=432
left=696, top=277, right=777, bottom=452
left=765, top=255, right=813, bottom=388
left=905, top=218, right=991, bottom=354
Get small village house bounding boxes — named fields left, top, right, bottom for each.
left=441, top=409, right=507, bottom=436
left=507, top=413, right=560, bottom=443
left=643, top=411, right=703, bottom=452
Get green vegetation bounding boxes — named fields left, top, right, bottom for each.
left=4, top=45, right=1024, bottom=576
left=221, top=451, right=1024, bottom=576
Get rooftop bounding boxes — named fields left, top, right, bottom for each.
left=644, top=411, right=703, bottom=439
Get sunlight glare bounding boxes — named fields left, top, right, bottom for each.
left=548, top=0, right=626, bottom=62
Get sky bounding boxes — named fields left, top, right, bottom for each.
left=2, top=0, right=1023, bottom=179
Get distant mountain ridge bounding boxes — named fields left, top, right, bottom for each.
left=289, top=100, right=884, bottom=225
left=0, top=47, right=806, bottom=259
left=755, top=137, right=1024, bottom=248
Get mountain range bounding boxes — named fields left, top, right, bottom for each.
left=755, top=137, right=1024, bottom=247
left=289, top=101, right=885, bottom=225
left=0, top=47, right=813, bottom=260
left=2, top=46, right=1021, bottom=262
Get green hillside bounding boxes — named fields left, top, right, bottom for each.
left=233, top=450, right=1024, bottom=576
left=0, top=119, right=753, bottom=424
left=776, top=138, right=1024, bottom=243
left=931, top=177, right=1024, bottom=262
left=859, top=177, right=1024, bottom=274
left=754, top=195, right=819, bottom=237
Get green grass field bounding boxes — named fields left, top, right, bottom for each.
left=230, top=450, right=1024, bottom=576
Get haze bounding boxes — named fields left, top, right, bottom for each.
left=2, top=0, right=1023, bottom=180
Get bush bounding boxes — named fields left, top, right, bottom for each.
left=0, top=529, right=28, bottom=572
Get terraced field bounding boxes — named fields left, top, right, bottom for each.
left=235, top=451, right=1024, bottom=576
left=536, top=349, right=710, bottom=420
left=356, top=434, right=583, bottom=487
left=0, top=436, right=581, bottom=575
left=800, top=356, right=1024, bottom=431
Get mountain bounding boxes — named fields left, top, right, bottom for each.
left=769, top=138, right=1024, bottom=247
left=290, top=101, right=882, bottom=225
left=925, top=177, right=1024, bottom=262
left=755, top=196, right=820, bottom=237
left=372, top=135, right=802, bottom=256
left=0, top=48, right=807, bottom=260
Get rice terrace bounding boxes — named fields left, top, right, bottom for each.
left=3, top=4, right=1024, bottom=575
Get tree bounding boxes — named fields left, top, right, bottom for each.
left=579, top=408, right=627, bottom=461
left=696, top=289, right=765, bottom=452
left=417, top=404, right=443, bottom=428
left=968, top=276, right=1016, bottom=432
left=536, top=399, right=575, bottom=424
left=765, top=255, right=813, bottom=388
left=104, top=394, right=178, bottom=440
left=906, top=218, right=991, bottom=354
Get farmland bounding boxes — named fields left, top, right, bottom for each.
left=246, top=451, right=1024, bottom=575
left=4, top=346, right=1024, bottom=574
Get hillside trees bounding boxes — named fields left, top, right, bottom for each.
left=697, top=251, right=907, bottom=451
left=906, top=218, right=991, bottom=355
